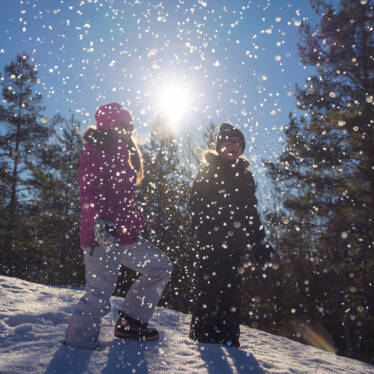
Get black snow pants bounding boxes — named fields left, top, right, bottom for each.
left=189, top=242, right=242, bottom=347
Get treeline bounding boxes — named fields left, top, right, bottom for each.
left=255, top=0, right=374, bottom=364
left=0, top=54, right=84, bottom=285
left=0, top=0, right=373, bottom=365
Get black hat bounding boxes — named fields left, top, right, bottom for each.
left=215, top=122, right=245, bottom=153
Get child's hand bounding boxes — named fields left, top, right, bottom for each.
left=94, top=218, right=119, bottom=252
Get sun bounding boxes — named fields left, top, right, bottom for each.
left=156, top=80, right=192, bottom=129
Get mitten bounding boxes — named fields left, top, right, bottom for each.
left=94, top=218, right=118, bottom=252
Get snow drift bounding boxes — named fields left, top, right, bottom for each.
left=0, top=275, right=372, bottom=374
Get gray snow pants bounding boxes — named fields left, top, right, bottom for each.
left=64, top=238, right=172, bottom=349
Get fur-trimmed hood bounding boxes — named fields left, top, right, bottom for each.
left=202, top=150, right=250, bottom=171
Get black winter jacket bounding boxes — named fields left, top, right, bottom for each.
left=188, top=151, right=270, bottom=263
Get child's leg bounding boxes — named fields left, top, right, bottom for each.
left=190, top=274, right=223, bottom=342
left=190, top=245, right=242, bottom=345
left=217, top=273, right=241, bottom=346
left=65, top=246, right=120, bottom=349
left=118, top=238, right=172, bottom=324
left=190, top=245, right=224, bottom=342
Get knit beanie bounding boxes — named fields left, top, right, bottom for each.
left=215, top=122, right=245, bottom=153
left=95, top=102, right=134, bottom=133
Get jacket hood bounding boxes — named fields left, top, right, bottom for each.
left=203, top=150, right=250, bottom=171
left=95, top=102, right=134, bottom=133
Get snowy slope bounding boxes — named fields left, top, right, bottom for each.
left=0, top=275, right=372, bottom=374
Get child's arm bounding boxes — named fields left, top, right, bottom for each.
left=188, top=169, right=206, bottom=233
left=243, top=173, right=272, bottom=264
left=188, top=167, right=214, bottom=238
left=77, top=144, right=108, bottom=194
left=77, top=144, right=109, bottom=219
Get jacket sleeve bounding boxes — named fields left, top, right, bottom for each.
left=243, top=172, right=271, bottom=264
left=188, top=168, right=208, bottom=234
left=77, top=145, right=109, bottom=219
left=77, top=145, right=107, bottom=191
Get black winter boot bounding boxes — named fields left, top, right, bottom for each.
left=114, top=311, right=159, bottom=341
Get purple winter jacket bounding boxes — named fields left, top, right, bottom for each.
left=78, top=141, right=146, bottom=248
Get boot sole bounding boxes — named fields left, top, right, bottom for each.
left=114, top=330, right=159, bottom=341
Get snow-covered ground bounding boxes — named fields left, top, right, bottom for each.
left=0, top=275, right=372, bottom=374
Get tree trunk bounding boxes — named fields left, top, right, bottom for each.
left=4, top=87, right=23, bottom=269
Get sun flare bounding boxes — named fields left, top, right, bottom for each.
left=156, top=80, right=192, bottom=129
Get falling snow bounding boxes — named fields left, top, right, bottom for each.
left=0, top=0, right=373, bottom=371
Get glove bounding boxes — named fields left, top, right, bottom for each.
left=94, top=218, right=119, bottom=252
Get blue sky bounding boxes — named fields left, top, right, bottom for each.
left=0, top=0, right=321, bottom=172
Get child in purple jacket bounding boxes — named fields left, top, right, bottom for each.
left=64, top=103, right=172, bottom=350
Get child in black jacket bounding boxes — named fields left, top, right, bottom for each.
left=188, top=122, right=272, bottom=348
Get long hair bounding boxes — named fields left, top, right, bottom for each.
left=82, top=126, right=143, bottom=185
left=126, top=136, right=143, bottom=185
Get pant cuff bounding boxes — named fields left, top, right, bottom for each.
left=118, top=310, right=147, bottom=327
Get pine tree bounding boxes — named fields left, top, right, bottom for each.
left=26, top=114, right=83, bottom=285
left=0, top=54, right=52, bottom=274
left=265, top=0, right=374, bottom=363
left=202, top=121, right=217, bottom=151
left=0, top=162, right=10, bottom=246
left=136, top=117, right=193, bottom=311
